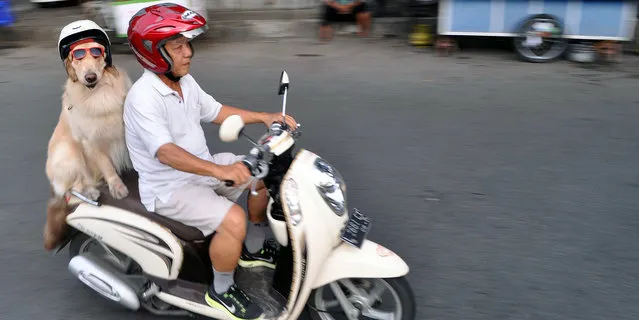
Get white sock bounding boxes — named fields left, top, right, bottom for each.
left=212, top=267, right=235, bottom=294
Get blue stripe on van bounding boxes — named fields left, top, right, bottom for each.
left=503, top=0, right=569, bottom=33
left=450, top=0, right=492, bottom=32
left=579, top=1, right=623, bottom=37
left=542, top=0, right=569, bottom=23
left=504, top=1, right=533, bottom=33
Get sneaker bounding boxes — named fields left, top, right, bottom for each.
left=238, top=239, right=280, bottom=269
left=205, top=284, right=265, bottom=320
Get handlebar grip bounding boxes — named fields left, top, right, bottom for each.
left=225, top=155, right=259, bottom=187
left=242, top=155, right=259, bottom=173
left=271, top=121, right=284, bottom=130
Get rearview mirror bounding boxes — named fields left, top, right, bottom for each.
left=219, top=115, right=245, bottom=142
left=278, top=71, right=289, bottom=95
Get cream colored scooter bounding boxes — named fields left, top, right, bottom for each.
left=56, top=70, right=416, bottom=320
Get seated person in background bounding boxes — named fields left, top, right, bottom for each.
left=319, top=0, right=372, bottom=41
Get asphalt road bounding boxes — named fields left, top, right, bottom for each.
left=1, top=39, right=639, bottom=320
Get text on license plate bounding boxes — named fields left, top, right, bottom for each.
left=340, top=208, right=372, bottom=249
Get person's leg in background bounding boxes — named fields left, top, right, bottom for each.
left=320, top=4, right=338, bottom=41
left=353, top=1, right=372, bottom=37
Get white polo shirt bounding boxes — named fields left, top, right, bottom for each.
left=123, top=69, right=223, bottom=212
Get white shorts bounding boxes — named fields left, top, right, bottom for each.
left=153, top=152, right=254, bottom=236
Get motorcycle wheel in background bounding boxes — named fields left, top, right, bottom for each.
left=513, top=14, right=568, bottom=63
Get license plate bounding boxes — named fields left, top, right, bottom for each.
left=340, top=208, right=372, bottom=249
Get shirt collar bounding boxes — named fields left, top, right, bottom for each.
left=144, top=69, right=178, bottom=97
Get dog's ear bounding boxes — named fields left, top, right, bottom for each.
left=65, top=57, right=78, bottom=82
left=105, top=65, right=120, bottom=78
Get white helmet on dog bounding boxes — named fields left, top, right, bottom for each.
left=58, top=20, right=112, bottom=66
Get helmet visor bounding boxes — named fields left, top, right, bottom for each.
left=181, top=26, right=208, bottom=40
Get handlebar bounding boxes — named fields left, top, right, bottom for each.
left=223, top=121, right=299, bottom=187
left=223, top=155, right=259, bottom=186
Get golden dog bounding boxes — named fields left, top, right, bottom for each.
left=44, top=40, right=132, bottom=251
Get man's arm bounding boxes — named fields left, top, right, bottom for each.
left=195, top=80, right=267, bottom=125
left=156, top=143, right=222, bottom=177
left=194, top=78, right=297, bottom=129
left=211, top=104, right=268, bottom=125
left=155, top=143, right=250, bottom=184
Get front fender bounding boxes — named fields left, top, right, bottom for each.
left=313, top=240, right=410, bottom=288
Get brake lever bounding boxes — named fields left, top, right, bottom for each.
left=249, top=180, right=259, bottom=196
left=225, top=180, right=258, bottom=195
left=223, top=179, right=258, bottom=197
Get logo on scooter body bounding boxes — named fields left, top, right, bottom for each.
left=376, top=244, right=395, bottom=257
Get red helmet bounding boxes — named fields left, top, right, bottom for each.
left=127, top=3, right=207, bottom=74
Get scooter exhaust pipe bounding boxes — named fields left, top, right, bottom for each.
left=68, top=253, right=141, bottom=311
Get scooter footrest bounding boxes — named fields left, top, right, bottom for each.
left=236, top=267, right=288, bottom=317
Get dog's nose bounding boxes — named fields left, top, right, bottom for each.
left=85, top=73, right=97, bottom=84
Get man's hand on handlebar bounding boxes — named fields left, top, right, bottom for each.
left=261, top=113, right=298, bottom=130
left=217, top=162, right=252, bottom=187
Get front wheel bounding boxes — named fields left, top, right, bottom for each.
left=308, top=277, right=416, bottom=320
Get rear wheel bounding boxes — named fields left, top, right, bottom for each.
left=69, top=233, right=191, bottom=316
left=308, top=277, right=416, bottom=320
left=69, top=233, right=141, bottom=274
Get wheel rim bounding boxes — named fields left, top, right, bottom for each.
left=515, top=19, right=566, bottom=61
left=312, top=278, right=403, bottom=320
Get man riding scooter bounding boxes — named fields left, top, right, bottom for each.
left=124, top=4, right=297, bottom=320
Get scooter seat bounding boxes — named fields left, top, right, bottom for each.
left=97, top=169, right=207, bottom=242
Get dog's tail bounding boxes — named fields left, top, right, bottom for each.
left=43, top=191, right=70, bottom=251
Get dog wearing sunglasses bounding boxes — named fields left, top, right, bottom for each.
left=44, top=26, right=133, bottom=251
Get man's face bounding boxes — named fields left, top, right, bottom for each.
left=165, top=36, right=192, bottom=77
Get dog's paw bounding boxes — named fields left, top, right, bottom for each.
left=109, top=181, right=129, bottom=199
left=84, top=187, right=101, bottom=201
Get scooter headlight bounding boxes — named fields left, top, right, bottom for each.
left=313, top=157, right=347, bottom=216
left=282, top=177, right=302, bottom=226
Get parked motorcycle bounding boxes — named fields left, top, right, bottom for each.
left=55, top=70, right=416, bottom=320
